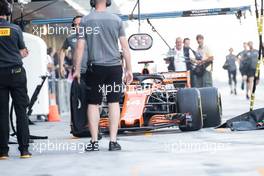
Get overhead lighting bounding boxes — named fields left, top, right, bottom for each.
left=18, top=0, right=31, bottom=4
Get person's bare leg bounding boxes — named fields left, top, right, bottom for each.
left=243, top=75, right=247, bottom=86
left=241, top=75, right=247, bottom=90
left=256, top=78, right=260, bottom=85
left=229, top=81, right=233, bottom=94
left=248, top=77, right=254, bottom=97
left=88, top=104, right=100, bottom=142
left=108, top=102, right=120, bottom=142
left=244, top=76, right=249, bottom=97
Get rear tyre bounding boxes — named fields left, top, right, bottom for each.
left=199, top=87, right=222, bottom=128
left=177, top=88, right=203, bottom=131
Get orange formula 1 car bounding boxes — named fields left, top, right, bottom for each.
left=99, top=70, right=222, bottom=133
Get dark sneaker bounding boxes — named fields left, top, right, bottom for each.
left=234, top=89, right=237, bottom=95
left=20, top=150, right=32, bottom=159
left=109, top=141, right=121, bottom=151
left=85, top=141, right=99, bottom=152
left=246, top=94, right=250, bottom=100
left=0, top=153, right=9, bottom=160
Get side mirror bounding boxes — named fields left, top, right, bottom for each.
left=128, top=33, right=153, bottom=51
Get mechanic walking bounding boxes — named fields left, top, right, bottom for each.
left=73, top=0, right=133, bottom=151
left=0, top=0, right=31, bottom=159
left=245, top=41, right=259, bottom=99
left=225, top=48, right=238, bottom=95
left=237, top=42, right=249, bottom=91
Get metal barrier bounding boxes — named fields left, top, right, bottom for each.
left=48, top=78, right=71, bottom=115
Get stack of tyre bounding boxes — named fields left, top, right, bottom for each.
left=177, top=87, right=222, bottom=131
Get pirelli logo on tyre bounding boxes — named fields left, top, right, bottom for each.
left=0, top=28, right=11, bottom=36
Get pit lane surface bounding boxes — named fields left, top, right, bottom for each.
left=1, top=80, right=264, bottom=176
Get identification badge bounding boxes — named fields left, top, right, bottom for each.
left=0, top=28, right=11, bottom=36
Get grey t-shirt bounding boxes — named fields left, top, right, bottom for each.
left=245, top=49, right=258, bottom=70
left=225, top=54, right=237, bottom=71
left=237, top=50, right=248, bottom=59
left=62, top=34, right=88, bottom=73
left=79, top=10, right=125, bottom=66
left=237, top=50, right=249, bottom=69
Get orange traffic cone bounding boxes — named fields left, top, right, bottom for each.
left=48, top=93, right=60, bottom=122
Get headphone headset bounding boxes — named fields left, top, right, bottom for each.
left=90, top=0, right=111, bottom=8
left=0, top=0, right=12, bottom=16
left=71, top=15, right=83, bottom=27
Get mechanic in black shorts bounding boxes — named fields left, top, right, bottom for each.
left=245, top=41, right=258, bottom=99
left=73, top=0, right=133, bottom=151
left=237, top=42, right=249, bottom=90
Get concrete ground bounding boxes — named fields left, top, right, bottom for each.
left=1, top=80, right=264, bottom=176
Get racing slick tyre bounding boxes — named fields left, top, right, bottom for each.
left=199, top=87, right=222, bottom=128
left=177, top=88, right=203, bottom=131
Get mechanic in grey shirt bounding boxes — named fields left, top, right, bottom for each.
left=225, top=48, right=237, bottom=95
left=80, top=13, right=124, bottom=66
left=245, top=41, right=259, bottom=99
left=237, top=42, right=250, bottom=94
left=73, top=0, right=133, bottom=152
left=59, top=16, right=88, bottom=77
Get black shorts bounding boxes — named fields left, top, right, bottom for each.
left=247, top=69, right=256, bottom=78
left=85, top=65, right=123, bottom=105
